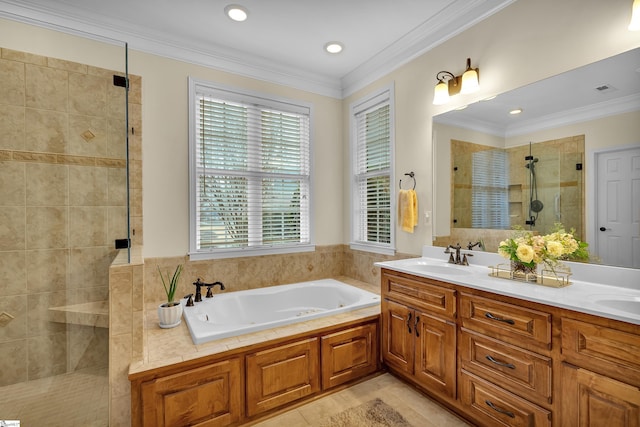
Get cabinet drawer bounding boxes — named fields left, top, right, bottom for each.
left=460, top=329, right=552, bottom=404
left=460, top=370, right=551, bottom=427
left=562, top=317, right=640, bottom=386
left=383, top=272, right=456, bottom=319
left=246, top=338, right=320, bottom=417
left=321, top=323, right=379, bottom=389
left=460, top=293, right=552, bottom=350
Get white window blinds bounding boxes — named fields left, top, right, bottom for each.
left=189, top=79, right=312, bottom=258
left=351, top=87, right=394, bottom=253
left=471, top=149, right=509, bottom=229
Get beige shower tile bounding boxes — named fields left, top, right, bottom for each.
left=69, top=247, right=112, bottom=288
left=128, top=133, right=142, bottom=161
left=0, top=206, right=25, bottom=251
left=25, top=64, right=68, bottom=112
left=24, top=108, right=69, bottom=153
left=0, top=339, right=28, bottom=386
left=0, top=294, right=27, bottom=341
left=108, top=167, right=128, bottom=205
left=47, top=57, right=87, bottom=74
left=128, top=74, right=142, bottom=105
left=69, top=206, right=108, bottom=248
left=109, top=333, right=132, bottom=397
left=107, top=79, right=126, bottom=119
left=0, top=58, right=25, bottom=107
left=68, top=114, right=107, bottom=157
left=107, top=117, right=127, bottom=159
left=26, top=206, right=67, bottom=249
left=69, top=72, right=106, bottom=116
left=0, top=161, right=25, bottom=206
left=27, top=332, right=67, bottom=380
left=2, top=49, right=46, bottom=65
left=108, top=206, right=129, bottom=244
left=26, top=249, right=69, bottom=294
left=0, top=251, right=26, bottom=297
left=25, top=162, right=68, bottom=206
left=69, top=165, right=108, bottom=206
left=26, top=290, right=67, bottom=336
left=0, top=104, right=25, bottom=150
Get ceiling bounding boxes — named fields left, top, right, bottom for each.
left=0, top=0, right=516, bottom=97
left=434, top=47, right=640, bottom=137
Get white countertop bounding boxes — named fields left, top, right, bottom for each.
left=375, top=246, right=640, bottom=326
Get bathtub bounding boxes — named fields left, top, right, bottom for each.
left=182, top=279, right=380, bottom=344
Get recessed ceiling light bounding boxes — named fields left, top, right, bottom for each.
left=225, top=4, right=248, bottom=22
left=509, top=108, right=523, bottom=115
left=324, top=42, right=344, bottom=54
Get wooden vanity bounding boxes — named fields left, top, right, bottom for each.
left=381, top=268, right=640, bottom=427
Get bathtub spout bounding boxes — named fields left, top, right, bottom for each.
left=206, top=281, right=226, bottom=298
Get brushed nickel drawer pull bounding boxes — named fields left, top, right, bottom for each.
left=407, top=312, right=412, bottom=334
left=485, top=312, right=515, bottom=325
left=485, top=400, right=515, bottom=418
left=486, top=355, right=516, bottom=369
left=415, top=315, right=420, bottom=337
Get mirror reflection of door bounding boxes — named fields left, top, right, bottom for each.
left=595, top=146, right=640, bottom=268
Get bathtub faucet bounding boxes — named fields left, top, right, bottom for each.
left=206, top=281, right=225, bottom=298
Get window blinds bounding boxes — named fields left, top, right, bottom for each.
left=354, top=102, right=391, bottom=244
left=194, top=93, right=310, bottom=251
left=471, top=149, right=509, bottom=229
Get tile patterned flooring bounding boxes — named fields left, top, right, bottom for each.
left=0, top=367, right=108, bottom=427
left=252, top=373, right=471, bottom=427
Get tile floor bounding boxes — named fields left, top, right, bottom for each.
left=251, top=373, right=471, bottom=427
left=0, top=367, right=108, bottom=427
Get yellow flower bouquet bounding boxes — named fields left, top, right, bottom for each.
left=498, top=224, right=589, bottom=280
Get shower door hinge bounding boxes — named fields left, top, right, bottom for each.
left=576, top=163, right=583, bottom=170
left=115, top=238, right=130, bottom=249
left=113, top=75, right=128, bottom=88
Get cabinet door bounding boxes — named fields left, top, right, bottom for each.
left=321, top=322, right=379, bottom=389
left=382, top=299, right=414, bottom=374
left=140, top=358, right=242, bottom=427
left=246, top=337, right=320, bottom=417
left=562, top=363, right=640, bottom=427
left=414, top=312, right=457, bottom=398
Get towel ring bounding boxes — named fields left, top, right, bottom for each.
left=399, top=172, right=416, bottom=190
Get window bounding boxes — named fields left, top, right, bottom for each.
left=471, top=148, right=509, bottom=228
left=188, top=78, right=313, bottom=259
left=350, top=85, right=395, bottom=255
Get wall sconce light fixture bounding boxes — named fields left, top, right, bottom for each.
left=433, top=58, right=480, bottom=105
left=630, top=0, right=640, bottom=31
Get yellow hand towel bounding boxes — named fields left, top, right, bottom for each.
left=398, top=189, right=418, bottom=233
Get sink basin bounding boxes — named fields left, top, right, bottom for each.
left=591, top=295, right=640, bottom=315
left=412, top=264, right=473, bottom=276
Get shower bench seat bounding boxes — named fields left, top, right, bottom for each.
left=49, top=300, right=109, bottom=328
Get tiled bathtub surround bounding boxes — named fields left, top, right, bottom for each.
left=0, top=47, right=141, bottom=426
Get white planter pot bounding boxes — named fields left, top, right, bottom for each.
left=158, top=301, right=183, bottom=328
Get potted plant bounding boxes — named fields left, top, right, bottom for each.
left=157, top=264, right=184, bottom=328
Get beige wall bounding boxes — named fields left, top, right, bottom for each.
left=342, top=0, right=639, bottom=256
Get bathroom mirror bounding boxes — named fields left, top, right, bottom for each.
left=433, top=47, right=640, bottom=267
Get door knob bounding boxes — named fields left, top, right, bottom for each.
left=599, top=226, right=607, bottom=231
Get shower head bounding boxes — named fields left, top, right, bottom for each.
left=525, top=158, right=539, bottom=169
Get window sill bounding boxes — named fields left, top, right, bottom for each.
left=189, top=244, right=316, bottom=261
left=349, top=242, right=395, bottom=256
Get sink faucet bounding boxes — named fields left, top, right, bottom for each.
left=444, top=243, right=473, bottom=265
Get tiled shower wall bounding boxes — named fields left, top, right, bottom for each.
left=0, top=48, right=138, bottom=387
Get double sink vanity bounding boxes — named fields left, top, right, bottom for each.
left=376, top=246, right=640, bottom=427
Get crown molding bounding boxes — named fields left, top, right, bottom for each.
left=0, top=0, right=514, bottom=100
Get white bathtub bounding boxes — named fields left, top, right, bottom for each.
left=182, top=279, right=380, bottom=344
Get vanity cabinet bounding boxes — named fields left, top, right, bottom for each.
left=139, top=357, right=242, bottom=427
left=560, top=317, right=640, bottom=427
left=382, top=272, right=457, bottom=398
left=380, top=267, right=640, bottom=427
left=458, top=293, right=552, bottom=426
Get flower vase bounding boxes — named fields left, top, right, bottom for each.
left=511, top=261, right=537, bottom=282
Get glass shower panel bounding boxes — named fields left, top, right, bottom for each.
left=0, top=39, right=129, bottom=426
